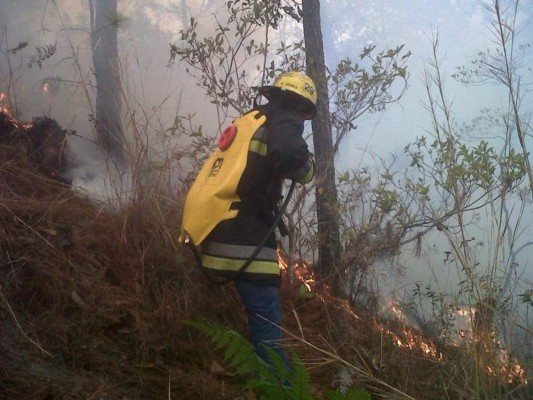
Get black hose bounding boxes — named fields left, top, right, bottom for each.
left=189, top=180, right=297, bottom=286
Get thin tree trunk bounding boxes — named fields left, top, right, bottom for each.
left=302, top=0, right=341, bottom=284
left=89, top=0, right=125, bottom=165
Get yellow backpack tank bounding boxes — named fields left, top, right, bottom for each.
left=180, top=111, right=267, bottom=245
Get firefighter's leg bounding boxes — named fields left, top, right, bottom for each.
left=235, top=280, right=291, bottom=373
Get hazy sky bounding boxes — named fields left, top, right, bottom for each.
left=330, top=0, right=532, bottom=168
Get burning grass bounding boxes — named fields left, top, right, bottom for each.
left=0, top=111, right=530, bottom=399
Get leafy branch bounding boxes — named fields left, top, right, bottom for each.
left=27, top=43, right=57, bottom=69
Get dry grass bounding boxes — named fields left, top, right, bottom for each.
left=0, top=130, right=245, bottom=398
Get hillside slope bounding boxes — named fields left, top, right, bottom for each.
left=0, top=111, right=529, bottom=399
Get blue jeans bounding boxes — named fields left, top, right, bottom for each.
left=235, top=280, right=291, bottom=373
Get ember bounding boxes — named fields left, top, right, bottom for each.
left=0, top=108, right=71, bottom=184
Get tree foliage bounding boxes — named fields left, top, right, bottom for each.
left=452, top=0, right=533, bottom=194
left=331, top=45, right=409, bottom=152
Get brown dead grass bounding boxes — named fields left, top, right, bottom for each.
left=0, top=131, right=247, bottom=399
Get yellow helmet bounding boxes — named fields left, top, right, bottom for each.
left=259, top=71, right=317, bottom=119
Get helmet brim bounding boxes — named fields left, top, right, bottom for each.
left=257, top=86, right=317, bottom=120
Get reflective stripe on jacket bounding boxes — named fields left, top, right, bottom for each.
left=200, top=242, right=280, bottom=282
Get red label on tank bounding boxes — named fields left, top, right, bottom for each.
left=217, top=125, right=237, bottom=151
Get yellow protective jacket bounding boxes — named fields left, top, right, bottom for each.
left=180, top=106, right=314, bottom=285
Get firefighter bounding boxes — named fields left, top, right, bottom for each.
left=180, top=71, right=317, bottom=371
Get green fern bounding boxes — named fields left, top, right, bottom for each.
left=187, top=319, right=372, bottom=400
left=185, top=319, right=260, bottom=376
left=244, top=348, right=308, bottom=400
left=288, top=354, right=314, bottom=399
left=323, top=388, right=372, bottom=400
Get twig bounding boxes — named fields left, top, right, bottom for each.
left=0, top=284, right=52, bottom=357
left=0, top=203, right=55, bottom=249
left=290, top=301, right=305, bottom=340
left=168, top=369, right=172, bottom=400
